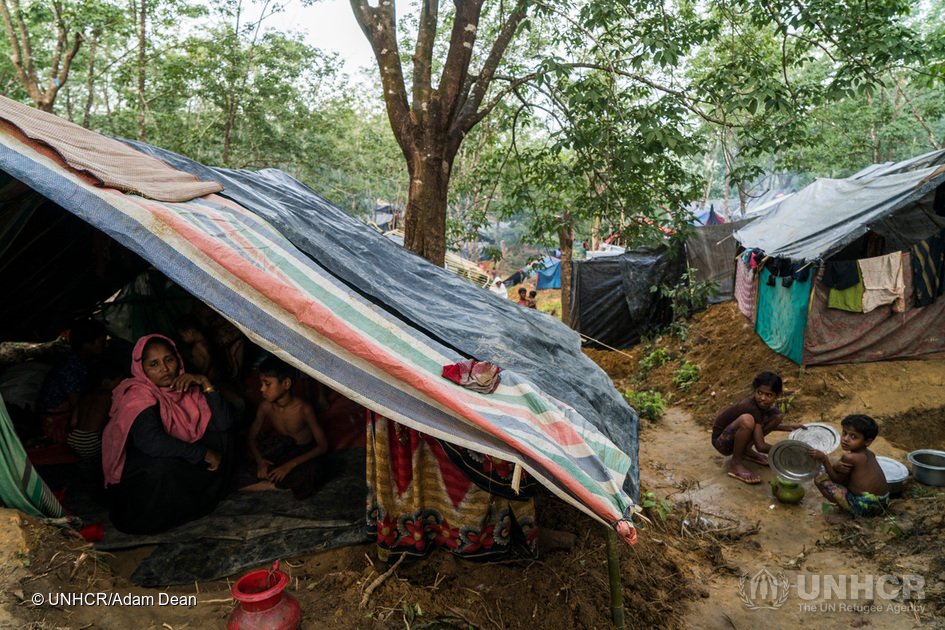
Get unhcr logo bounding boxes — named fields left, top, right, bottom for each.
left=738, top=569, right=926, bottom=612
left=738, top=568, right=790, bottom=610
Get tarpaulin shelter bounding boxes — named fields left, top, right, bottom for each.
left=0, top=97, right=639, bottom=543
left=569, top=248, right=685, bottom=349
left=685, top=218, right=753, bottom=304
left=733, top=149, right=945, bottom=365
left=535, top=256, right=561, bottom=290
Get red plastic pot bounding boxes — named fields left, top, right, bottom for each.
left=227, top=563, right=300, bottom=630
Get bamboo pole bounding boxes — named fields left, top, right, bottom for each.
left=606, top=528, right=625, bottom=629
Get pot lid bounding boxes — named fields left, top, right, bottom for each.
left=876, top=456, right=909, bottom=483
left=769, top=439, right=821, bottom=482
left=789, top=423, right=841, bottom=454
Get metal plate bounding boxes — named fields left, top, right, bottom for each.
left=769, top=439, right=822, bottom=482
left=876, top=456, right=909, bottom=483
left=789, top=423, right=841, bottom=454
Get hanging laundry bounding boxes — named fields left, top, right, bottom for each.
left=822, top=260, right=860, bottom=290
left=827, top=271, right=865, bottom=313
left=858, top=252, right=905, bottom=314
left=734, top=257, right=757, bottom=322
left=910, top=229, right=945, bottom=307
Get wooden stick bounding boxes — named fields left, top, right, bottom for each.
left=578, top=333, right=636, bottom=360
left=359, top=554, right=405, bottom=609
left=606, top=528, right=625, bottom=629
left=511, top=463, right=523, bottom=495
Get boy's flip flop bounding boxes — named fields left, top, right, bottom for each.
left=727, top=469, right=762, bottom=485
left=744, top=452, right=769, bottom=465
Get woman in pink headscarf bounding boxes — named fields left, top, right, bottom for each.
left=102, top=334, right=234, bottom=534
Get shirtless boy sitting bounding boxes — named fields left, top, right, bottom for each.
left=242, top=357, right=328, bottom=499
left=809, top=414, right=889, bottom=518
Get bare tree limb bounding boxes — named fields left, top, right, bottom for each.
left=455, top=0, right=527, bottom=132
left=411, top=0, right=439, bottom=126
left=350, top=0, right=413, bottom=150
left=438, top=0, right=485, bottom=128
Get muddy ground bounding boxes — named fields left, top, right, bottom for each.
left=3, top=300, right=945, bottom=629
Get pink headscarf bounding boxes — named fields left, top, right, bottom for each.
left=101, top=334, right=212, bottom=487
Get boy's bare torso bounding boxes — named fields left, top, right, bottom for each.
left=842, top=449, right=888, bottom=496
left=262, top=398, right=314, bottom=446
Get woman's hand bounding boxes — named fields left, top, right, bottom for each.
left=204, top=449, right=222, bottom=472
left=170, top=373, right=212, bottom=393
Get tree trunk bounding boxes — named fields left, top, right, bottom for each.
left=82, top=33, right=98, bottom=128
left=136, top=0, right=147, bottom=141
left=403, top=146, right=453, bottom=267
left=558, top=214, right=574, bottom=326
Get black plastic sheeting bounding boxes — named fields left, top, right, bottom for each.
left=123, top=141, right=640, bottom=501
left=570, top=250, right=685, bottom=349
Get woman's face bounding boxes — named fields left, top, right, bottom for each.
left=141, top=342, right=179, bottom=387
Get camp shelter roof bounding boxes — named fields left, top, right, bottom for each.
left=0, top=98, right=639, bottom=540
left=734, top=149, right=945, bottom=261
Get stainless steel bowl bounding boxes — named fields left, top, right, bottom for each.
left=876, top=456, right=909, bottom=497
left=906, top=450, right=945, bottom=487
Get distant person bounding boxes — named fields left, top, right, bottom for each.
left=809, top=415, right=889, bottom=518
left=242, top=357, right=328, bottom=499
left=528, top=290, right=538, bottom=309
left=516, top=287, right=530, bottom=307
left=489, top=278, right=507, bottom=297
left=174, top=314, right=218, bottom=380
left=38, top=319, right=109, bottom=444
left=66, top=358, right=127, bottom=468
left=711, top=371, right=805, bottom=484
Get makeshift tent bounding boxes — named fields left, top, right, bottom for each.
left=569, top=248, right=685, bottom=348
left=535, top=256, right=561, bottom=290
left=383, top=229, right=491, bottom=287
left=685, top=218, right=753, bottom=304
left=733, top=149, right=945, bottom=365
left=689, top=206, right=726, bottom=226
left=0, top=97, right=639, bottom=544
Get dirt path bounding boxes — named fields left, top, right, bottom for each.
left=642, top=407, right=930, bottom=629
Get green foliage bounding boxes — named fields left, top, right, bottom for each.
left=653, top=267, right=719, bottom=339
left=778, top=393, right=796, bottom=414
left=639, top=348, right=671, bottom=374
left=640, top=490, right=673, bottom=522
left=622, top=389, right=667, bottom=422
left=672, top=361, right=700, bottom=391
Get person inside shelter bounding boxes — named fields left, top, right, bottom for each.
left=101, top=334, right=235, bottom=534
left=37, top=319, right=109, bottom=444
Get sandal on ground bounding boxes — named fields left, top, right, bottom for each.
left=727, top=469, right=762, bottom=485
left=744, top=451, right=769, bottom=465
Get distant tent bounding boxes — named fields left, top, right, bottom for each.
left=569, top=249, right=685, bottom=348
left=685, top=218, right=753, bottom=304
left=690, top=206, right=726, bottom=226
left=733, top=149, right=945, bottom=365
left=503, top=256, right=561, bottom=290
left=0, top=97, right=640, bottom=549
left=535, top=256, right=561, bottom=290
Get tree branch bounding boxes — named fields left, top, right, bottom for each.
left=454, top=0, right=527, bottom=133
left=437, top=0, right=484, bottom=128
left=411, top=0, right=439, bottom=125
left=350, top=0, right=413, bottom=151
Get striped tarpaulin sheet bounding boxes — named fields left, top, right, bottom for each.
left=0, top=129, right=638, bottom=540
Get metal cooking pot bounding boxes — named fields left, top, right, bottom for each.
left=906, top=449, right=945, bottom=487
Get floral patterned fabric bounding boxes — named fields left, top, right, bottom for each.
left=366, top=412, right=537, bottom=561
